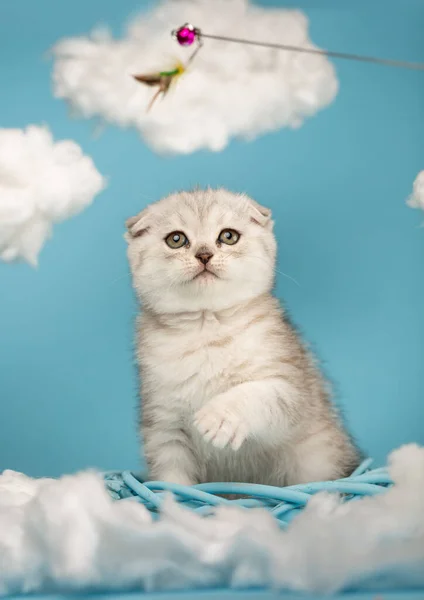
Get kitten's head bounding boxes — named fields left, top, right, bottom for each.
left=126, top=189, right=276, bottom=313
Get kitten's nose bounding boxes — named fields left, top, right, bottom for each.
left=196, top=251, right=213, bottom=265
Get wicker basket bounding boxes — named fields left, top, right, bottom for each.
left=104, top=458, right=392, bottom=527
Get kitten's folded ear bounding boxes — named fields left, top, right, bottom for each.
left=249, top=198, right=273, bottom=229
left=125, top=208, right=150, bottom=240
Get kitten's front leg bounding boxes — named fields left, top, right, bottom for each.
left=194, top=379, right=296, bottom=451
left=143, top=422, right=198, bottom=486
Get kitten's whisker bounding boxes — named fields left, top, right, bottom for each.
left=224, top=250, right=301, bottom=287
left=248, top=255, right=300, bottom=286
left=272, top=266, right=300, bottom=287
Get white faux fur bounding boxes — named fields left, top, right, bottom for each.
left=0, top=125, right=105, bottom=266
left=407, top=170, right=424, bottom=210
left=0, top=444, right=423, bottom=595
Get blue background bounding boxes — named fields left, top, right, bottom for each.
left=0, top=0, right=423, bottom=478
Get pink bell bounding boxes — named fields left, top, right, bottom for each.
left=174, top=23, right=198, bottom=46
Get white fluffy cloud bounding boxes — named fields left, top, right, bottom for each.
left=51, top=0, right=338, bottom=155
left=0, top=126, right=106, bottom=266
left=0, top=445, right=424, bottom=595
left=407, top=170, right=424, bottom=210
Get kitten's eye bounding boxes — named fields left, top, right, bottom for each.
left=218, top=229, right=240, bottom=245
left=165, top=231, right=188, bottom=249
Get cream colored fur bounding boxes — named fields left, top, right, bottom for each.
left=126, top=189, right=360, bottom=486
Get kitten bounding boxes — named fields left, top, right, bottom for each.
left=126, top=188, right=360, bottom=486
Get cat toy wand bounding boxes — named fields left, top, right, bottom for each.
left=132, top=29, right=203, bottom=110
left=133, top=22, right=424, bottom=110
left=171, top=22, right=424, bottom=71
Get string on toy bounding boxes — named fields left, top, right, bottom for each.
left=172, top=23, right=424, bottom=71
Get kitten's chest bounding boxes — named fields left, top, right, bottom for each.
left=141, top=313, right=246, bottom=407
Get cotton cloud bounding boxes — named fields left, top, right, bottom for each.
left=407, top=170, right=424, bottom=210
left=51, top=0, right=338, bottom=155
left=0, top=125, right=105, bottom=266
left=0, top=445, right=424, bottom=595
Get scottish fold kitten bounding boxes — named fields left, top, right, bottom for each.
left=126, top=189, right=360, bottom=486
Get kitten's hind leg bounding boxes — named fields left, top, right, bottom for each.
left=285, top=427, right=360, bottom=485
left=144, top=425, right=199, bottom=486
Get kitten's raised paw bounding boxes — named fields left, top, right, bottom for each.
left=194, top=402, right=248, bottom=451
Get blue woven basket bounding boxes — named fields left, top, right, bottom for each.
left=104, top=458, right=392, bottom=527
